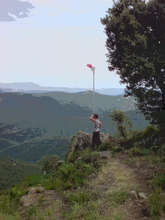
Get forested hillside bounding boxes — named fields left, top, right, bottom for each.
left=33, top=90, right=136, bottom=113
left=0, top=155, right=41, bottom=190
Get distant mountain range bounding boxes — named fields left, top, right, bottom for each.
left=0, top=82, right=125, bottom=96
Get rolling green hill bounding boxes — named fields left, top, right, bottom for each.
left=33, top=91, right=136, bottom=113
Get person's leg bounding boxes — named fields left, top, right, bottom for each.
left=96, top=131, right=101, bottom=147
left=92, top=132, right=97, bottom=150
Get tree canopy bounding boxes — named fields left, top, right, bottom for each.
left=101, top=0, right=165, bottom=136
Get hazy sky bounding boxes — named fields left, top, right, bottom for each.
left=0, top=0, right=126, bottom=89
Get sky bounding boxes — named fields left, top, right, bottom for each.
left=0, top=0, right=126, bottom=89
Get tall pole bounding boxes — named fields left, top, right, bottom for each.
left=87, top=64, right=95, bottom=114
left=93, top=70, right=95, bottom=114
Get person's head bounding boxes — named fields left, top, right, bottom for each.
left=93, top=114, right=98, bottom=119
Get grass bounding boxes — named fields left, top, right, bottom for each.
left=0, top=212, right=21, bottom=220
left=148, top=187, right=165, bottom=220
left=105, top=190, right=129, bottom=207
left=87, top=160, right=136, bottom=193
left=2, top=147, right=165, bottom=219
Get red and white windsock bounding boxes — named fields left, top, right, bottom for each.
left=87, top=64, right=95, bottom=72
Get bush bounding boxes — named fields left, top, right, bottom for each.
left=152, top=169, right=165, bottom=190
left=38, top=155, right=61, bottom=173
left=42, top=161, right=95, bottom=191
left=97, top=141, right=111, bottom=151
left=23, top=174, right=43, bottom=187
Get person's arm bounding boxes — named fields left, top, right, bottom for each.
left=90, top=114, right=96, bottom=122
left=99, top=121, right=102, bottom=128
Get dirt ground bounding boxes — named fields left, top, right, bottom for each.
left=116, top=153, right=163, bottom=220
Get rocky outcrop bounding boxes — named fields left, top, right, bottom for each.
left=66, top=132, right=110, bottom=161
left=20, top=187, right=59, bottom=207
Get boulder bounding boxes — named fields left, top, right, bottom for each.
left=99, top=151, right=111, bottom=160
left=20, top=187, right=59, bottom=208
left=66, top=132, right=110, bottom=161
left=28, top=187, right=45, bottom=194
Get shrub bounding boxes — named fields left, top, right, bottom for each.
left=38, top=155, right=61, bottom=173
left=42, top=161, right=95, bottom=191
left=152, top=171, right=165, bottom=190
left=23, top=174, right=43, bottom=187
left=97, top=141, right=111, bottom=151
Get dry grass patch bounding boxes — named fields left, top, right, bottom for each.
left=87, top=159, right=136, bottom=194
left=83, top=159, right=137, bottom=219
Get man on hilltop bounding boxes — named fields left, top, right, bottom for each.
left=90, top=114, right=102, bottom=150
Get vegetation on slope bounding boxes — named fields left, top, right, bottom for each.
left=0, top=155, right=41, bottom=190
left=1, top=136, right=69, bottom=162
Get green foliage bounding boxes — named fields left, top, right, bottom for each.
left=67, top=146, right=81, bottom=163
left=8, top=185, right=28, bottom=201
left=81, top=152, right=101, bottom=165
left=67, top=190, right=90, bottom=205
left=128, top=147, right=142, bottom=157
left=110, top=109, right=132, bottom=141
left=101, top=0, right=165, bottom=134
left=151, top=162, right=165, bottom=190
left=0, top=155, right=41, bottom=190
left=105, top=190, right=129, bottom=207
left=38, top=155, right=61, bottom=173
left=97, top=141, right=111, bottom=151
left=22, top=174, right=43, bottom=187
left=0, top=212, right=21, bottom=220
left=148, top=187, right=165, bottom=219
left=121, top=123, right=161, bottom=149
left=0, top=184, right=28, bottom=215
left=42, top=160, right=95, bottom=191
left=97, top=141, right=122, bottom=152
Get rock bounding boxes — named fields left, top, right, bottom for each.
left=55, top=160, right=64, bottom=167
left=79, top=152, right=101, bottom=164
left=99, top=151, right=111, bottom=159
left=130, top=190, right=138, bottom=199
left=66, top=132, right=110, bottom=161
left=28, top=187, right=45, bottom=194
left=138, top=192, right=147, bottom=199
left=20, top=187, right=59, bottom=208
left=100, top=133, right=110, bottom=143
left=20, top=193, right=40, bottom=207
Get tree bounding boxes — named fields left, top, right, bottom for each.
left=101, top=0, right=165, bottom=137
left=110, top=109, right=132, bottom=140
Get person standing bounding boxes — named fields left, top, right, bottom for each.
left=90, top=114, right=102, bottom=150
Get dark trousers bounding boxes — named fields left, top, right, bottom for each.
left=92, top=131, right=101, bottom=150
